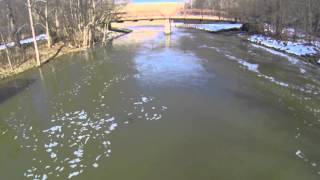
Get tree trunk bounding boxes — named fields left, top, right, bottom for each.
left=45, top=1, right=52, bottom=48
left=275, top=0, right=283, bottom=38
left=102, top=22, right=109, bottom=44
left=5, top=0, right=21, bottom=48
left=1, top=33, right=13, bottom=71
left=27, top=0, right=41, bottom=67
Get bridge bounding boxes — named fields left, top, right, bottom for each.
left=112, top=3, right=236, bottom=34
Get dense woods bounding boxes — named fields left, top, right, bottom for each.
left=0, top=0, right=122, bottom=74
left=189, top=0, right=320, bottom=38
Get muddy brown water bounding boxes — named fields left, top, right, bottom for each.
left=0, top=26, right=320, bottom=180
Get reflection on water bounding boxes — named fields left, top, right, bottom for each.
left=0, top=79, right=35, bottom=104
left=134, top=49, right=211, bottom=86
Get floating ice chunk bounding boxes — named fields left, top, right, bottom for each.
left=93, top=163, right=99, bottom=168
left=238, top=60, right=259, bottom=73
left=259, top=74, right=289, bottom=87
left=95, top=155, right=102, bottom=161
left=109, top=123, right=118, bottom=131
left=74, top=148, right=84, bottom=158
left=43, top=126, right=62, bottom=134
left=78, top=110, right=87, bottom=120
left=42, top=174, right=48, bottom=180
left=296, top=150, right=305, bottom=159
left=300, top=68, right=306, bottom=74
left=45, top=142, right=58, bottom=148
left=225, top=54, right=260, bottom=73
left=50, top=152, right=57, bottom=159
left=68, top=171, right=80, bottom=179
left=106, top=117, right=115, bottom=122
left=161, top=106, right=168, bottom=110
left=142, top=97, right=148, bottom=102
left=69, top=158, right=81, bottom=164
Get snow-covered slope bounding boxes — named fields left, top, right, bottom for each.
left=176, top=23, right=243, bottom=32
left=248, top=35, right=319, bottom=57
left=0, top=34, right=47, bottom=51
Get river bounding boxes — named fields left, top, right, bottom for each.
left=0, top=26, right=320, bottom=180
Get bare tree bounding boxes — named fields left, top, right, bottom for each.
left=27, top=0, right=41, bottom=66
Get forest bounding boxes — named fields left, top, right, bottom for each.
left=190, top=0, right=320, bottom=38
left=0, top=0, right=122, bottom=77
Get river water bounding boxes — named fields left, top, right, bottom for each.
left=1, top=26, right=320, bottom=180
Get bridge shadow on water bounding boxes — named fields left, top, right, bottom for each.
left=0, top=78, right=35, bottom=104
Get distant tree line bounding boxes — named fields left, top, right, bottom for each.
left=0, top=0, right=122, bottom=71
left=189, top=0, right=320, bottom=38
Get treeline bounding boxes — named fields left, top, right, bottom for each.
left=0, top=0, right=122, bottom=71
left=189, top=0, right=320, bottom=38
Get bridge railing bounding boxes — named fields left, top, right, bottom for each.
left=177, top=9, right=227, bottom=18
left=116, top=8, right=232, bottom=22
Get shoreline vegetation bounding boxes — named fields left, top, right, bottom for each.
left=0, top=0, right=129, bottom=81
left=1, top=0, right=320, bottom=80
left=175, top=22, right=320, bottom=65
left=0, top=31, right=127, bottom=80
left=184, top=0, right=320, bottom=64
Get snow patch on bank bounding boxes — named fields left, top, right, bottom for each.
left=176, top=23, right=243, bottom=32
left=248, top=35, right=319, bottom=56
left=0, top=34, right=47, bottom=51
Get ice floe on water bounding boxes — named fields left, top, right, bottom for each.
left=224, top=54, right=260, bottom=73
left=20, top=109, right=117, bottom=179
left=295, top=149, right=320, bottom=174
left=199, top=45, right=221, bottom=53
left=4, top=70, right=169, bottom=179
left=223, top=52, right=301, bottom=88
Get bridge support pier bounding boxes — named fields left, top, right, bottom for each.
left=164, top=19, right=172, bottom=35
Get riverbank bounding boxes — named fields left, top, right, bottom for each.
left=176, top=22, right=320, bottom=65
left=0, top=31, right=126, bottom=80
left=175, top=23, right=243, bottom=33
left=247, top=34, right=320, bottom=65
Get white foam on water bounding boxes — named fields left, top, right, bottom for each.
left=296, top=150, right=305, bottom=159
left=68, top=171, right=81, bottom=179
left=109, top=123, right=118, bottom=131
left=251, top=44, right=299, bottom=64
left=93, top=163, right=99, bottom=168
left=45, top=142, right=58, bottom=148
left=74, top=147, right=84, bottom=158
left=43, top=126, right=62, bottom=134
